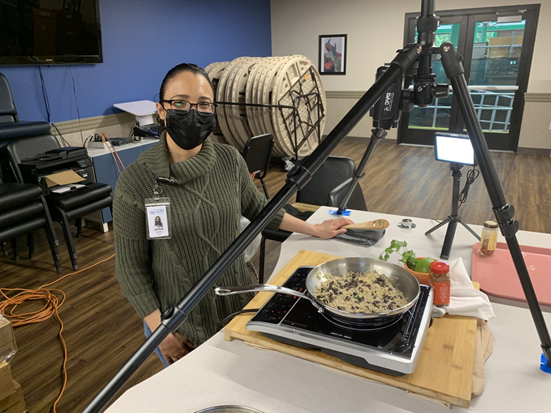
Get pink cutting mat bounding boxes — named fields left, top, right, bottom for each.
left=471, top=242, right=551, bottom=306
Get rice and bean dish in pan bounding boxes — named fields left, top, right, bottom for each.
left=314, top=271, right=408, bottom=313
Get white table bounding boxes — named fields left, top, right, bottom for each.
left=271, top=207, right=551, bottom=282
left=105, top=208, right=551, bottom=413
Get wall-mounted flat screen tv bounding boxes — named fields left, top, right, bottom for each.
left=0, top=0, right=102, bottom=65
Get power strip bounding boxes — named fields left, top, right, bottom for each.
left=88, top=140, right=112, bottom=149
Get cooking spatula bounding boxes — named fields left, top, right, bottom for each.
left=343, top=219, right=390, bottom=230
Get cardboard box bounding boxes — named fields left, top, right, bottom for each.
left=0, top=362, right=15, bottom=401
left=0, top=317, right=17, bottom=363
left=0, top=381, right=25, bottom=412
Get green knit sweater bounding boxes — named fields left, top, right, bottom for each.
left=113, top=134, right=284, bottom=345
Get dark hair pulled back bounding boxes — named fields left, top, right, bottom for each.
left=156, top=63, right=215, bottom=134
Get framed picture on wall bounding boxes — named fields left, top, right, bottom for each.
left=319, top=34, right=347, bottom=75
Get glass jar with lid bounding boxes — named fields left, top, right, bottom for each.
left=479, top=220, right=499, bottom=256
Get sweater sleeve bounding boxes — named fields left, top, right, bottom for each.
left=113, top=180, right=161, bottom=319
left=237, top=151, right=284, bottom=230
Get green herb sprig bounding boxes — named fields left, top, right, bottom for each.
left=379, top=240, right=418, bottom=270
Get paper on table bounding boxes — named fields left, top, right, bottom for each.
left=432, top=257, right=495, bottom=320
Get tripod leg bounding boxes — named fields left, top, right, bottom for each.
left=426, top=165, right=462, bottom=248
left=337, top=128, right=387, bottom=214
left=440, top=220, right=457, bottom=260
left=425, top=217, right=451, bottom=235
left=459, top=221, right=481, bottom=241
left=441, top=42, right=551, bottom=365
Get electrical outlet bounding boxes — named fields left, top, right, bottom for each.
left=549, top=122, right=551, bottom=130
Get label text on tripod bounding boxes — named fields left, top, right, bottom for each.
left=384, top=92, right=394, bottom=111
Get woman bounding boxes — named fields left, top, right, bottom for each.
left=113, top=63, right=353, bottom=367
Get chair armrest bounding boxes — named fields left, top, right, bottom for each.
left=262, top=228, right=292, bottom=242
left=290, top=202, right=320, bottom=213
left=327, top=177, right=353, bottom=207
left=327, top=177, right=368, bottom=211
left=0, top=122, right=51, bottom=141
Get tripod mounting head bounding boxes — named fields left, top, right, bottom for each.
left=370, top=0, right=449, bottom=131
left=450, top=163, right=465, bottom=174
left=412, top=46, right=450, bottom=107
left=409, top=0, right=450, bottom=107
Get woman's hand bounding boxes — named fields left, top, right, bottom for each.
left=279, top=213, right=354, bottom=239
left=314, top=217, right=354, bottom=239
left=159, top=332, right=197, bottom=364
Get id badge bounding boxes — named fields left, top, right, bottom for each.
left=145, top=197, right=171, bottom=239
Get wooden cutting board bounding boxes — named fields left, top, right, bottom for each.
left=224, top=249, right=477, bottom=408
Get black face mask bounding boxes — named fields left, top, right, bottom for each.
left=164, top=109, right=216, bottom=150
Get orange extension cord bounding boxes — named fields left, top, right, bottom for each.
left=0, top=253, right=115, bottom=412
left=101, top=132, right=125, bottom=173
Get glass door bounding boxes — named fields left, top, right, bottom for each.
left=462, top=15, right=529, bottom=150
left=398, top=5, right=539, bottom=151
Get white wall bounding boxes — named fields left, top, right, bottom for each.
left=271, top=0, right=551, bottom=93
left=271, top=0, right=551, bottom=149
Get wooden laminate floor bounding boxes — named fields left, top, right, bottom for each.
left=1, top=140, right=550, bottom=412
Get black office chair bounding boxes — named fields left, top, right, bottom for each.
left=258, top=156, right=368, bottom=282
left=0, top=177, right=62, bottom=273
left=0, top=72, right=51, bottom=180
left=0, top=72, right=51, bottom=133
left=242, top=134, right=274, bottom=199
left=7, top=134, right=112, bottom=271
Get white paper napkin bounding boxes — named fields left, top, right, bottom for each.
left=431, top=257, right=495, bottom=320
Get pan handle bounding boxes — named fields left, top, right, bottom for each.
left=214, top=284, right=324, bottom=313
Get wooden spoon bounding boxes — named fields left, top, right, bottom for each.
left=343, top=219, right=390, bottom=230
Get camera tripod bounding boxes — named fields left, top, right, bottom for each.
left=425, top=163, right=480, bottom=260
left=84, top=0, right=550, bottom=411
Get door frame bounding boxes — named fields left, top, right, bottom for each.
left=398, top=4, right=540, bottom=151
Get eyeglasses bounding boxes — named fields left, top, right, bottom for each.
left=160, top=99, right=216, bottom=115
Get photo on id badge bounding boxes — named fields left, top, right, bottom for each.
left=147, top=205, right=169, bottom=238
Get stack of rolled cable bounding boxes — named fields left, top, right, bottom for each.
left=205, top=55, right=326, bottom=159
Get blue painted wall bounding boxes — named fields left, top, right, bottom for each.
left=0, top=0, right=272, bottom=123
